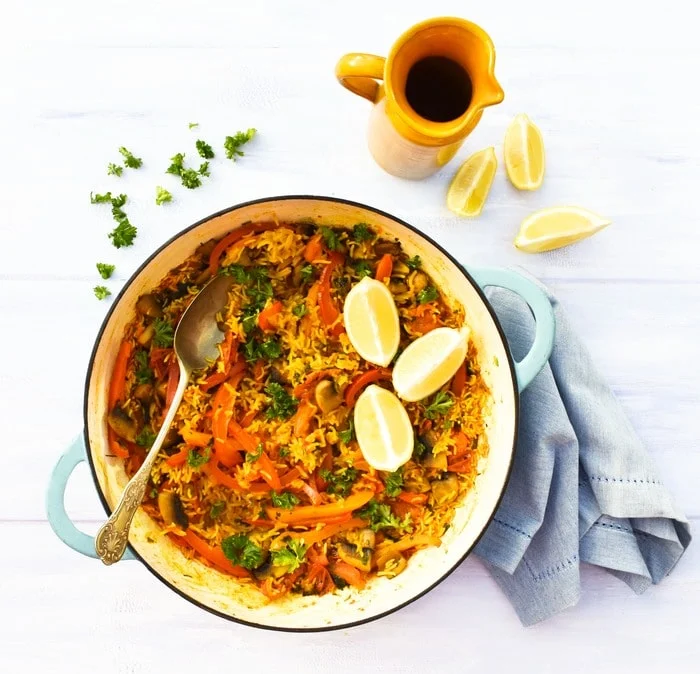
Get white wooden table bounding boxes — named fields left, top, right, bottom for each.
left=1, top=0, right=698, bottom=670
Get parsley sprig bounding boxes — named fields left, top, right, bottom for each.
left=264, top=383, right=298, bottom=420
left=423, top=390, right=454, bottom=420
left=224, top=128, right=256, bottom=160
left=221, top=534, right=264, bottom=570
left=271, top=539, right=307, bottom=572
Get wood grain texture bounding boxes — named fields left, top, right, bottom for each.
left=1, top=0, right=699, bottom=670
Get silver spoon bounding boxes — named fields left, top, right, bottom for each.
left=95, top=274, right=234, bottom=564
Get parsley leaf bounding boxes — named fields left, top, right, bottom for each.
left=96, top=262, right=115, bottom=279
left=412, top=435, right=427, bottom=461
left=384, top=468, right=404, bottom=498
left=118, top=146, right=143, bottom=169
left=134, top=350, right=153, bottom=384
left=279, top=446, right=290, bottom=458
left=417, top=285, right=439, bottom=304
left=180, top=168, right=202, bottom=189
left=188, top=122, right=199, bottom=130
left=243, top=335, right=281, bottom=362
left=246, top=443, right=264, bottom=463
left=270, top=491, right=300, bottom=509
left=423, top=390, right=454, bottom=420
left=152, top=319, right=174, bottom=348
left=292, top=303, right=307, bottom=318
left=135, top=428, right=156, bottom=447
left=271, top=539, right=307, bottom=573
left=357, top=499, right=404, bottom=532
left=155, top=186, right=172, bottom=205
left=90, top=191, right=112, bottom=204
left=187, top=447, right=210, bottom=468
left=220, top=263, right=250, bottom=283
left=198, top=161, right=210, bottom=177
left=166, top=153, right=186, bottom=176
left=319, top=226, right=340, bottom=251
left=224, top=128, right=256, bottom=161
left=300, top=264, right=315, bottom=283
left=110, top=193, right=127, bottom=209
left=107, top=163, right=123, bottom=177
left=264, top=383, right=298, bottom=420
left=406, top=255, right=422, bottom=270
left=195, top=139, right=215, bottom=159
left=353, top=260, right=372, bottom=278
left=94, top=285, right=111, bottom=300
left=221, top=534, right=264, bottom=570
left=338, top=419, right=355, bottom=444
left=320, top=467, right=357, bottom=497
left=352, top=223, right=375, bottom=242
left=209, top=501, right=225, bottom=519
left=108, top=219, right=137, bottom=248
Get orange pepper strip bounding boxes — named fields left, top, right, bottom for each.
left=447, top=459, right=475, bottom=473
left=208, top=222, right=277, bottom=276
left=108, top=430, right=130, bottom=459
left=166, top=447, right=189, bottom=467
left=344, top=368, right=392, bottom=407
left=375, top=254, right=393, bottom=282
left=256, top=451, right=282, bottom=491
left=203, top=460, right=242, bottom=491
left=318, top=252, right=344, bottom=327
left=450, top=431, right=470, bottom=460
left=330, top=561, right=366, bottom=589
left=265, top=490, right=374, bottom=524
left=258, top=300, right=283, bottom=332
left=280, top=467, right=301, bottom=487
left=451, top=360, right=467, bottom=397
left=396, top=491, right=429, bottom=505
left=211, top=384, right=241, bottom=466
left=292, top=369, right=341, bottom=399
left=303, top=233, right=323, bottom=263
left=292, top=399, right=317, bottom=437
left=285, top=517, right=367, bottom=545
left=240, top=409, right=258, bottom=428
left=181, top=428, right=213, bottom=447
left=228, top=420, right=260, bottom=454
left=183, top=530, right=250, bottom=578
left=165, top=359, right=180, bottom=409
left=109, top=341, right=132, bottom=408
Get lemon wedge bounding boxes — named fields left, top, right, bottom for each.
left=343, top=276, right=400, bottom=367
left=392, top=326, right=470, bottom=402
left=446, top=147, right=497, bottom=217
left=515, top=206, right=611, bottom=253
left=504, top=113, right=545, bottom=191
left=354, top=385, right=413, bottom=472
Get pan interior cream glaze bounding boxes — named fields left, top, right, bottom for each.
left=47, top=196, right=555, bottom=631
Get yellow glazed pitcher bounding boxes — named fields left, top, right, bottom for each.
left=336, top=17, right=504, bottom=179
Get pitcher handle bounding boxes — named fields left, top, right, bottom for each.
left=468, top=267, right=555, bottom=391
left=46, top=433, right=135, bottom=560
left=335, top=53, right=386, bottom=103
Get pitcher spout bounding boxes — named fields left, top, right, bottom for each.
left=476, top=76, right=505, bottom=109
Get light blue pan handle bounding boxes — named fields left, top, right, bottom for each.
left=468, top=267, right=555, bottom=391
left=46, top=433, right=135, bottom=560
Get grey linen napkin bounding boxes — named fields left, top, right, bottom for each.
left=472, top=275, right=691, bottom=626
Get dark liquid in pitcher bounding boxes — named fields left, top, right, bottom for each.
left=405, top=56, right=472, bottom=123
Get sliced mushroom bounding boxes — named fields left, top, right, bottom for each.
left=376, top=551, right=407, bottom=577
left=107, top=406, right=138, bottom=443
left=269, top=367, right=287, bottom=385
left=408, top=270, right=429, bottom=293
left=133, top=383, right=153, bottom=403
left=253, top=558, right=286, bottom=581
left=158, top=491, right=189, bottom=529
left=392, top=260, right=411, bottom=277
left=345, top=528, right=376, bottom=551
left=162, top=427, right=181, bottom=450
left=155, top=380, right=168, bottom=400
left=389, top=281, right=408, bottom=295
left=195, top=239, right=217, bottom=259
left=374, top=239, right=402, bottom=256
left=337, top=541, right=372, bottom=573
left=418, top=429, right=439, bottom=452
left=136, top=294, right=163, bottom=319
left=236, top=249, right=253, bottom=267
left=422, top=451, right=448, bottom=471
left=314, top=379, right=342, bottom=414
left=431, top=473, right=460, bottom=505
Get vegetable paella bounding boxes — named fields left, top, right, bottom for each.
left=106, top=221, right=491, bottom=599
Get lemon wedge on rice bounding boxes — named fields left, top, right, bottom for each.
left=344, top=276, right=400, bottom=367
left=515, top=206, right=611, bottom=253
left=354, top=385, right=413, bottom=472
left=446, top=147, right=498, bottom=217
left=504, top=113, right=545, bottom=191
left=392, top=326, right=470, bottom=402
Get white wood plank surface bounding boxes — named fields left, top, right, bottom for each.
left=1, top=0, right=699, bottom=670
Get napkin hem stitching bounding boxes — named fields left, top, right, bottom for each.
left=493, top=517, right=532, bottom=540
left=526, top=554, right=579, bottom=582
left=589, top=475, right=663, bottom=486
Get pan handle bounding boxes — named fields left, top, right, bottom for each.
left=468, top=267, right=555, bottom=391
left=46, top=433, right=135, bottom=560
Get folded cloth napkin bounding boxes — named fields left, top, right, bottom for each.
left=473, top=274, right=691, bottom=626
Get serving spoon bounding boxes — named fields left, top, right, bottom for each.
left=95, top=274, right=234, bottom=565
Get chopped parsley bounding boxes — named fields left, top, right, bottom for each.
left=224, top=128, right=256, bottom=160
left=384, top=468, right=404, bottom=498
left=180, top=168, right=202, bottom=189
left=271, top=539, right=307, bottom=572
left=352, top=223, right=375, bottom=242
left=188, top=122, right=199, bottom=130
left=221, top=534, right=264, bottom=570
left=198, top=161, right=210, bottom=177
left=353, top=260, right=373, bottom=278
left=108, top=218, right=137, bottom=248
left=417, top=285, right=439, bottom=304
left=406, top=255, right=422, bottom=270
left=96, top=262, right=115, bottom=279
left=90, top=191, right=113, bottom=204
left=270, top=491, right=300, bottom=509
left=152, top=319, right=174, bottom=347
left=320, top=467, right=357, bottom=497
left=292, top=303, right=307, bottom=318
left=358, top=499, right=404, bottom=532
left=278, top=446, right=290, bottom=458
left=413, top=435, right=427, bottom=461
left=187, top=447, right=210, bottom=468
left=243, top=335, right=282, bottom=362
left=107, top=163, right=123, bottom=177
left=319, top=226, right=340, bottom=251
left=166, top=153, right=186, bottom=175
left=300, top=264, right=315, bottom=283
left=245, top=443, right=264, bottom=463
left=155, top=186, right=172, bottom=205
left=338, top=419, right=355, bottom=445
left=134, top=350, right=153, bottom=384
left=264, top=382, right=298, bottom=420
left=209, top=501, right=225, bottom=519
left=94, top=285, right=111, bottom=300
left=196, top=140, right=215, bottom=159
left=118, top=146, right=143, bottom=169
left=423, top=390, right=454, bottom=420
left=135, top=428, right=156, bottom=447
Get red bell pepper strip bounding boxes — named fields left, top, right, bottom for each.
left=208, top=222, right=276, bottom=276
left=182, top=529, right=250, bottom=578
left=375, top=254, right=393, bottom=282
left=344, top=368, right=392, bottom=407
